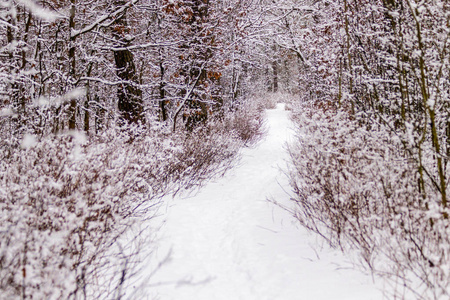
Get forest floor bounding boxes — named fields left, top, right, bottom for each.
left=125, top=103, right=389, bottom=300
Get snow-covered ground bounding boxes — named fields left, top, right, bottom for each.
left=126, top=103, right=388, bottom=300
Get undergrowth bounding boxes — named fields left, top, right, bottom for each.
left=0, top=98, right=265, bottom=299
left=287, top=103, right=450, bottom=299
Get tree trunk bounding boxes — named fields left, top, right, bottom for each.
left=113, top=0, right=143, bottom=124
left=159, top=58, right=167, bottom=121
left=68, top=1, right=77, bottom=130
left=272, top=59, right=278, bottom=93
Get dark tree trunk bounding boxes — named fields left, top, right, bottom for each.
left=68, top=1, right=77, bottom=130
left=114, top=49, right=143, bottom=124
left=113, top=0, right=143, bottom=124
left=159, top=59, right=167, bottom=121
left=272, top=60, right=278, bottom=93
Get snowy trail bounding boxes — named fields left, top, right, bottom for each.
left=133, top=103, right=386, bottom=300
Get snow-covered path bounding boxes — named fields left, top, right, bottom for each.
left=135, top=103, right=386, bottom=299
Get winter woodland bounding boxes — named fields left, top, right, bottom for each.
left=0, top=0, right=449, bottom=299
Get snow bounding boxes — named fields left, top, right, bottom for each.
left=0, top=107, right=14, bottom=117
left=21, top=133, right=37, bottom=149
left=15, top=0, right=60, bottom=21
left=127, top=103, right=387, bottom=300
left=34, top=88, right=86, bottom=108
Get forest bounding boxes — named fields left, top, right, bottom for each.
left=0, top=0, right=449, bottom=299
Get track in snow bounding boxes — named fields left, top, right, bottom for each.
left=128, top=103, right=387, bottom=300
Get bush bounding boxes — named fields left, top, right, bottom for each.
left=0, top=127, right=170, bottom=299
left=287, top=104, right=450, bottom=299
left=0, top=100, right=265, bottom=299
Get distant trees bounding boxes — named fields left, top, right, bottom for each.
left=1, top=0, right=293, bottom=135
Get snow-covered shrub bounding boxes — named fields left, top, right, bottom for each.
left=0, top=127, right=168, bottom=299
left=221, top=103, right=266, bottom=147
left=166, top=125, right=241, bottom=192
left=247, top=92, right=289, bottom=112
left=257, top=93, right=278, bottom=111
left=0, top=97, right=265, bottom=299
left=288, top=105, right=450, bottom=299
